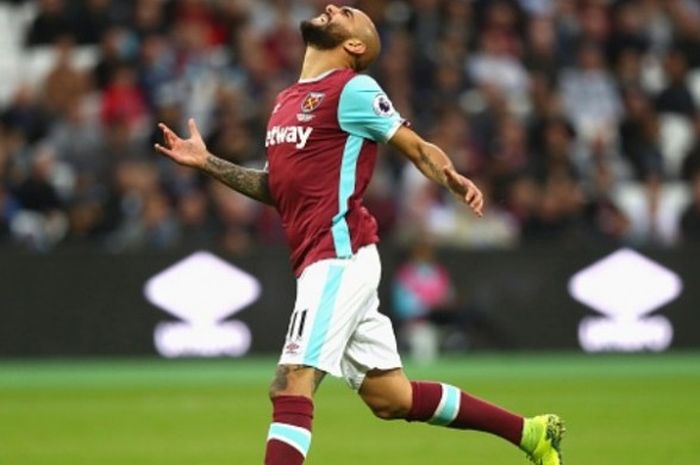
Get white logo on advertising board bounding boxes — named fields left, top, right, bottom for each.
left=144, top=251, right=261, bottom=357
left=569, top=248, right=682, bottom=352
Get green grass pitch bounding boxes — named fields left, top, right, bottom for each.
left=1, top=353, right=699, bottom=465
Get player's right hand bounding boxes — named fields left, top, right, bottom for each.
left=154, top=118, right=208, bottom=169
left=444, top=167, right=484, bottom=217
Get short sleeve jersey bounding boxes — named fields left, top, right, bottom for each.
left=265, top=69, right=405, bottom=276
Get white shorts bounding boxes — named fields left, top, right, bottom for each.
left=278, top=244, right=402, bottom=390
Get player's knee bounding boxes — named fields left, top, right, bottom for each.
left=368, top=403, right=410, bottom=420
left=363, top=395, right=411, bottom=420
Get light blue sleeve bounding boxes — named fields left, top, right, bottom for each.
left=338, top=75, right=405, bottom=143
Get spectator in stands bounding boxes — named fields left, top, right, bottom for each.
left=468, top=29, right=529, bottom=113
left=106, top=159, right=167, bottom=250
left=205, top=90, right=257, bottom=165
left=1, top=85, right=50, bottom=144
left=377, top=30, right=414, bottom=124
left=626, top=175, right=680, bottom=247
left=581, top=158, right=630, bottom=243
left=560, top=42, right=622, bottom=140
left=530, top=117, right=578, bottom=182
left=101, top=64, right=148, bottom=131
left=176, top=187, right=216, bottom=247
left=614, top=47, right=644, bottom=90
left=0, top=128, right=18, bottom=243
left=42, top=37, right=87, bottom=117
left=0, top=186, right=14, bottom=241
left=47, top=98, right=104, bottom=179
left=619, top=88, right=665, bottom=180
left=576, top=2, right=610, bottom=46
left=132, top=0, right=167, bottom=38
left=524, top=15, right=559, bottom=82
left=607, top=1, right=649, bottom=66
left=490, top=115, right=529, bottom=182
left=93, top=27, right=135, bottom=91
left=73, top=0, right=116, bottom=45
left=667, top=0, right=700, bottom=69
left=680, top=174, right=700, bottom=242
left=681, top=116, right=700, bottom=181
left=137, top=34, right=177, bottom=109
left=522, top=174, right=584, bottom=243
left=506, top=175, right=540, bottom=235
left=25, top=0, right=72, bottom=46
left=393, top=239, right=457, bottom=362
left=10, top=145, right=68, bottom=250
left=655, top=48, right=697, bottom=117
left=209, top=180, right=258, bottom=254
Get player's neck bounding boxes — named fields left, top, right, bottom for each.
left=299, top=47, right=352, bottom=82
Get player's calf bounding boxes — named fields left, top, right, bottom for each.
left=405, top=381, right=524, bottom=444
left=359, top=368, right=413, bottom=420
left=264, top=365, right=325, bottom=465
left=359, top=370, right=530, bottom=448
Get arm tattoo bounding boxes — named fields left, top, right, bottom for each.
left=203, top=154, right=274, bottom=206
left=418, top=149, right=448, bottom=187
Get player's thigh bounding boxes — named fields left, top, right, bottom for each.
left=341, top=295, right=403, bottom=389
left=269, top=364, right=326, bottom=399
left=279, top=247, right=380, bottom=377
left=358, top=368, right=413, bottom=419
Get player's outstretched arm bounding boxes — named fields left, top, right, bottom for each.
left=155, top=118, right=274, bottom=206
left=388, top=126, right=483, bottom=216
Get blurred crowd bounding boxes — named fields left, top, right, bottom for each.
left=2, top=0, right=700, bottom=253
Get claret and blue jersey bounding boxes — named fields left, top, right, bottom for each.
left=266, top=68, right=405, bottom=276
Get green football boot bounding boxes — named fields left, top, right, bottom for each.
left=520, top=414, right=565, bottom=465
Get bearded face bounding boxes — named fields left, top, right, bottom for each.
left=299, top=16, right=351, bottom=50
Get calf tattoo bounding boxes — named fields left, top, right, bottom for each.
left=270, top=365, right=326, bottom=396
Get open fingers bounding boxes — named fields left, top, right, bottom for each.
left=154, top=143, right=177, bottom=159
left=465, top=183, right=484, bottom=216
left=443, top=167, right=484, bottom=216
left=476, top=194, right=485, bottom=211
left=473, top=194, right=484, bottom=217
left=158, top=123, right=180, bottom=146
left=464, top=191, right=482, bottom=215
left=465, top=186, right=477, bottom=203
left=188, top=118, right=202, bottom=140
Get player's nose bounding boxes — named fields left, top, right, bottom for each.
left=325, top=4, right=340, bottom=16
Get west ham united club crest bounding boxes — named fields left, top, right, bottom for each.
left=301, top=92, right=325, bottom=113
left=297, top=92, right=324, bottom=122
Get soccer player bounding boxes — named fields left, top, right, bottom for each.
left=155, top=5, right=565, bottom=465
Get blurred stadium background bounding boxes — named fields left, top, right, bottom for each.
left=1, top=0, right=699, bottom=464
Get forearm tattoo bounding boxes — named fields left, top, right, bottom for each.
left=204, top=154, right=274, bottom=205
left=418, top=149, right=448, bottom=187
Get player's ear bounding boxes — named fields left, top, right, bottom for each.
left=343, top=39, right=366, bottom=57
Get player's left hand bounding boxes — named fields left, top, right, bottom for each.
left=154, top=118, right=208, bottom=169
left=444, top=167, right=484, bottom=217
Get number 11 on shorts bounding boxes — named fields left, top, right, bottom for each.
left=287, top=309, right=308, bottom=340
